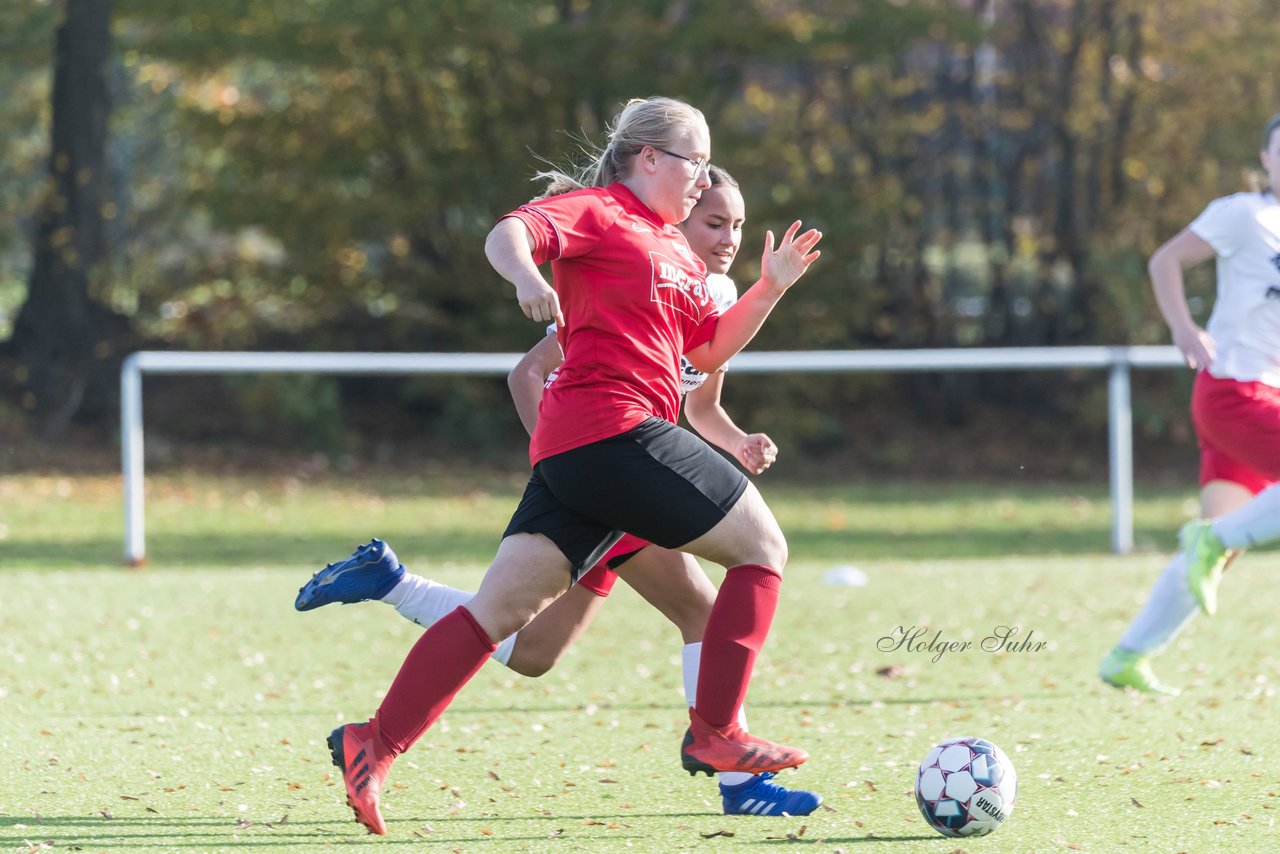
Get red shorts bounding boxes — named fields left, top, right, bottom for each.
left=575, top=533, right=650, bottom=597
left=1191, top=372, right=1280, bottom=494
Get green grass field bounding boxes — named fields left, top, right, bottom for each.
left=4, top=471, right=1280, bottom=852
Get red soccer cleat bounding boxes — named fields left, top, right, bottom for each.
left=327, top=721, right=395, bottom=835
left=680, top=707, right=809, bottom=776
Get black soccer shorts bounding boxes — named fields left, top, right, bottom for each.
left=503, top=417, right=749, bottom=578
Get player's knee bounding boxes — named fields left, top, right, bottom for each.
left=508, top=648, right=559, bottom=678
left=469, top=601, right=536, bottom=644
left=758, top=527, right=788, bottom=572
left=509, top=660, right=550, bottom=678
left=729, top=490, right=788, bottom=570
left=720, top=530, right=787, bottom=573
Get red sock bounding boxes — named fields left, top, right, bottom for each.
left=373, top=606, right=496, bottom=755
left=695, top=564, right=781, bottom=728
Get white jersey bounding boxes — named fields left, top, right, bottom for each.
left=1189, top=191, right=1280, bottom=386
left=679, top=273, right=738, bottom=394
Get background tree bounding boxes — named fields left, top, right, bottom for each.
left=5, top=0, right=1280, bottom=472
left=7, top=0, right=129, bottom=437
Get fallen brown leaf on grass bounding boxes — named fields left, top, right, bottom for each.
left=766, top=824, right=807, bottom=840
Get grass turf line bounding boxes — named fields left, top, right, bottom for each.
left=2, top=472, right=1278, bottom=852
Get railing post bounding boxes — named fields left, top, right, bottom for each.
left=1107, top=354, right=1135, bottom=554
left=121, top=354, right=147, bottom=566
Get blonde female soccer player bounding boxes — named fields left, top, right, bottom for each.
left=298, top=165, right=821, bottom=817
left=297, top=97, right=822, bottom=834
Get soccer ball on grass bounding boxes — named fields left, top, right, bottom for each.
left=914, top=736, right=1017, bottom=837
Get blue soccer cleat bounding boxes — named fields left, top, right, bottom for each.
left=720, top=772, right=823, bottom=816
left=295, top=539, right=404, bottom=611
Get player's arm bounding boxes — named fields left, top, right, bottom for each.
left=507, top=333, right=564, bottom=436
left=684, top=372, right=777, bottom=475
left=485, top=217, right=564, bottom=325
left=1148, top=228, right=1217, bottom=370
left=685, top=220, right=821, bottom=373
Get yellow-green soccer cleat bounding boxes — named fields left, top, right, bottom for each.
left=1181, top=520, right=1231, bottom=617
left=1099, top=647, right=1179, bottom=696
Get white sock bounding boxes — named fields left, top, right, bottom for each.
left=1212, top=484, right=1280, bottom=549
left=382, top=573, right=472, bottom=625
left=681, top=642, right=702, bottom=711
left=491, top=632, right=517, bottom=667
left=682, top=642, right=754, bottom=787
left=381, top=573, right=518, bottom=667
left=1117, top=554, right=1199, bottom=655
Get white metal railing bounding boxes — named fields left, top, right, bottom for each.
left=120, top=346, right=1186, bottom=565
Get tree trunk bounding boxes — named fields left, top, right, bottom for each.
left=10, top=0, right=124, bottom=437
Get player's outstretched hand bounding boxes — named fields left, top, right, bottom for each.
left=736, top=432, right=778, bottom=475
left=760, top=220, right=823, bottom=293
left=515, top=275, right=564, bottom=326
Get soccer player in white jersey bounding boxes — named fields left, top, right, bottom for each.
left=298, top=165, right=821, bottom=817
left=1100, top=113, right=1280, bottom=694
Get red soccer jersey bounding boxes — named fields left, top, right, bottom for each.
left=500, top=183, right=721, bottom=465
